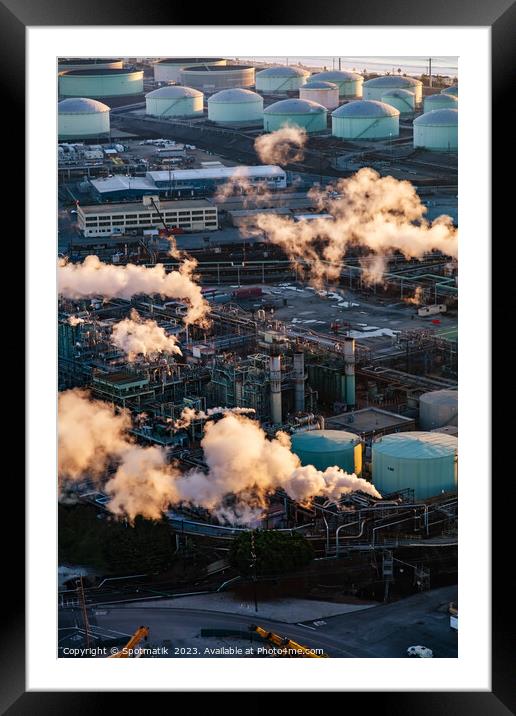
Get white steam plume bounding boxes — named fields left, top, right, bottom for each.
left=59, top=391, right=381, bottom=524
left=254, top=126, right=308, bottom=165
left=111, top=309, right=182, bottom=361
left=403, top=286, right=425, bottom=305
left=214, top=166, right=272, bottom=208
left=58, top=255, right=210, bottom=326
left=241, top=168, right=457, bottom=286
left=172, top=406, right=256, bottom=429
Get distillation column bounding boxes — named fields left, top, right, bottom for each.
left=293, top=352, right=305, bottom=413
left=269, top=349, right=282, bottom=425
left=344, top=337, right=356, bottom=407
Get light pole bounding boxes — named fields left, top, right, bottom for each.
left=250, top=530, right=258, bottom=613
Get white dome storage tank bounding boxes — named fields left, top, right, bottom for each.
left=154, top=57, right=226, bottom=83
left=299, top=80, right=340, bottom=110
left=208, top=88, right=263, bottom=123
left=145, top=85, right=204, bottom=117
left=256, top=66, right=310, bottom=93
left=441, top=85, right=458, bottom=98
left=58, top=98, right=110, bottom=139
left=59, top=67, right=144, bottom=98
left=363, top=75, right=422, bottom=104
left=419, top=390, right=458, bottom=430
left=423, top=93, right=458, bottom=113
left=263, top=98, right=327, bottom=133
left=180, top=64, right=255, bottom=90
left=372, top=431, right=458, bottom=500
left=311, top=70, right=363, bottom=98
left=413, top=108, right=458, bottom=151
left=332, top=100, right=399, bottom=140
left=381, top=88, right=415, bottom=115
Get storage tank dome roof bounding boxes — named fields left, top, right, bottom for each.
left=264, top=98, right=327, bottom=114
left=58, top=97, right=110, bottom=113
left=291, top=430, right=360, bottom=451
left=332, top=99, right=399, bottom=118
left=425, top=93, right=458, bottom=106
left=364, top=75, right=421, bottom=88
left=258, top=66, right=310, bottom=78
left=414, top=108, right=458, bottom=126
left=420, top=389, right=458, bottom=405
left=442, top=85, right=458, bottom=96
left=209, top=88, right=262, bottom=103
left=381, top=88, right=415, bottom=98
left=303, top=80, right=338, bottom=89
left=156, top=57, right=225, bottom=64
left=314, top=70, right=362, bottom=81
left=146, top=85, right=202, bottom=99
left=373, top=431, right=457, bottom=459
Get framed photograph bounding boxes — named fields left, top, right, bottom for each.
left=10, top=0, right=510, bottom=705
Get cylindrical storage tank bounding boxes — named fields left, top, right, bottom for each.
left=299, top=80, right=340, bottom=110
left=58, top=58, right=123, bottom=72
left=58, top=98, right=110, bottom=139
left=372, top=431, right=458, bottom=499
left=59, top=68, right=144, bottom=98
left=441, top=85, right=458, bottom=98
left=413, top=108, right=458, bottom=151
left=332, top=100, right=399, bottom=140
left=180, top=64, right=255, bottom=90
left=423, top=93, right=458, bottom=113
left=263, top=98, right=327, bottom=133
left=208, top=88, right=263, bottom=123
left=381, top=88, right=415, bottom=115
left=255, top=66, right=310, bottom=93
left=154, top=57, right=226, bottom=83
left=419, top=390, right=458, bottom=430
left=311, top=70, right=363, bottom=98
left=291, top=430, right=363, bottom=475
left=363, top=75, right=423, bottom=104
left=145, top=85, right=204, bottom=117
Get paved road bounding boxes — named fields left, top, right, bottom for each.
left=59, top=585, right=457, bottom=658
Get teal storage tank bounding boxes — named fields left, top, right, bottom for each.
left=291, top=429, right=362, bottom=475
left=263, top=98, right=327, bottom=133
left=372, top=431, right=457, bottom=500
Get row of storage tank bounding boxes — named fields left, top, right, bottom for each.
left=58, top=90, right=457, bottom=152
left=291, top=390, right=458, bottom=501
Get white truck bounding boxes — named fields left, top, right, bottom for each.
left=418, top=304, right=447, bottom=317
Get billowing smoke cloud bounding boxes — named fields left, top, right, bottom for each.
left=111, top=309, right=182, bottom=361
left=58, top=391, right=380, bottom=524
left=172, top=406, right=256, bottom=429
left=254, top=126, right=308, bottom=165
left=67, top=316, right=85, bottom=326
left=403, top=286, right=425, bottom=305
left=58, top=389, right=131, bottom=482
left=241, top=168, right=457, bottom=285
left=214, top=166, right=272, bottom=208
left=175, top=415, right=380, bottom=519
left=58, top=255, right=210, bottom=326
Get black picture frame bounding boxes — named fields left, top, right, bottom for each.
left=10, top=0, right=512, bottom=708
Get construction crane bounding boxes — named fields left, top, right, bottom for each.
left=108, top=626, right=150, bottom=658
left=249, top=624, right=328, bottom=658
left=150, top=197, right=185, bottom=238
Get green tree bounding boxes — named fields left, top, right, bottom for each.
left=103, top=516, right=175, bottom=574
left=229, top=529, right=314, bottom=576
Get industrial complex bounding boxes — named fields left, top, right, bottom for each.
left=57, top=56, right=458, bottom=660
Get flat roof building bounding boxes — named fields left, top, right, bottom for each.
left=90, top=165, right=287, bottom=201
left=326, top=407, right=415, bottom=443
left=77, top=198, right=218, bottom=237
